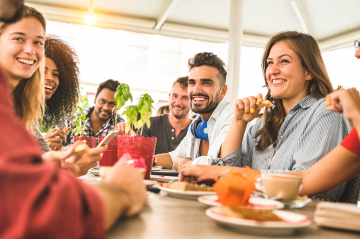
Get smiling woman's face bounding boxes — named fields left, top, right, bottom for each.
left=266, top=41, right=312, bottom=104
left=0, top=17, right=45, bottom=87
left=44, top=57, right=59, bottom=100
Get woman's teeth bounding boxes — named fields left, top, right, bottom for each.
left=273, top=79, right=286, bottom=84
left=45, top=85, right=53, bottom=90
left=17, top=58, right=35, bottom=65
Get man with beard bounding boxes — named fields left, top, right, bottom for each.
left=64, top=79, right=125, bottom=145
left=155, top=52, right=235, bottom=169
left=137, top=76, right=192, bottom=154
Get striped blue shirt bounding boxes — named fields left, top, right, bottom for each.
left=218, top=95, right=351, bottom=200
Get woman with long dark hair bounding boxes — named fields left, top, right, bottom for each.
left=42, top=35, right=80, bottom=150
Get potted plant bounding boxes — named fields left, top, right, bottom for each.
left=114, top=83, right=157, bottom=180
left=72, top=106, right=96, bottom=148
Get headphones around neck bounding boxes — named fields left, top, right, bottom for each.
left=190, top=118, right=208, bottom=140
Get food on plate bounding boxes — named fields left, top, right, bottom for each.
left=213, top=166, right=256, bottom=206
left=74, top=143, right=89, bottom=155
left=162, top=182, right=214, bottom=192
left=221, top=205, right=284, bottom=222
left=256, top=99, right=273, bottom=108
left=63, top=127, right=72, bottom=135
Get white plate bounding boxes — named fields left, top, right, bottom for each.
left=158, top=185, right=216, bottom=200
left=152, top=166, right=163, bottom=171
left=88, top=168, right=99, bottom=176
left=206, top=207, right=311, bottom=236
left=150, top=175, right=177, bottom=182
left=283, top=198, right=312, bottom=209
left=143, top=180, right=157, bottom=186
left=198, top=195, right=284, bottom=209
left=89, top=168, right=165, bottom=176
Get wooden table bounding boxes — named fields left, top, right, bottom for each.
left=80, top=174, right=360, bottom=239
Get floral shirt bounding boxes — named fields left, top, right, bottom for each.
left=63, top=106, right=124, bottom=146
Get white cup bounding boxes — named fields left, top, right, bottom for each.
left=255, top=174, right=303, bottom=201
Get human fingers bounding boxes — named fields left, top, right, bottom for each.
left=61, top=162, right=80, bottom=176
left=44, top=129, right=57, bottom=139
left=62, top=141, right=87, bottom=163
left=47, top=142, right=61, bottom=151
left=45, top=129, right=66, bottom=141
left=256, top=93, right=264, bottom=102
left=106, top=162, right=148, bottom=216
left=116, top=122, right=126, bottom=135
left=242, top=98, right=251, bottom=118
left=234, top=99, right=245, bottom=119
left=173, top=156, right=182, bottom=171
left=248, top=96, right=257, bottom=116
left=179, top=166, right=203, bottom=178
left=88, top=145, right=108, bottom=156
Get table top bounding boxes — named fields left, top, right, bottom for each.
left=80, top=174, right=360, bottom=239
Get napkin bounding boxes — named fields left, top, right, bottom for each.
left=314, top=202, right=360, bottom=232
left=119, top=153, right=147, bottom=171
left=213, top=166, right=256, bottom=206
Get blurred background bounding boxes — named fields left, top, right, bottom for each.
left=26, top=0, right=360, bottom=113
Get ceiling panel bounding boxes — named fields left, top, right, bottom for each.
left=25, top=0, right=360, bottom=50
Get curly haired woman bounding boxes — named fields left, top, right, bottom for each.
left=42, top=35, right=80, bottom=151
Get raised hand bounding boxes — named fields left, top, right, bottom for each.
left=234, top=93, right=264, bottom=122
left=325, top=88, right=360, bottom=123
left=44, top=128, right=66, bottom=151
left=115, top=122, right=136, bottom=136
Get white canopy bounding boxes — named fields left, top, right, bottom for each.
left=25, top=0, right=360, bottom=51
left=25, top=0, right=360, bottom=102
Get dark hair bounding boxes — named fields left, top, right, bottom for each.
left=171, top=76, right=188, bottom=91
left=96, top=79, right=120, bottom=97
left=40, top=35, right=80, bottom=132
left=255, top=31, right=333, bottom=151
left=188, top=52, right=227, bottom=86
left=156, top=105, right=170, bottom=115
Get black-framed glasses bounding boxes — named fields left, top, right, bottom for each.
left=355, top=40, right=359, bottom=51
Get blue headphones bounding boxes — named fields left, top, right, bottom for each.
left=190, top=118, right=208, bottom=140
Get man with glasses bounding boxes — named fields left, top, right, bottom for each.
left=64, top=79, right=125, bottom=146
left=355, top=40, right=360, bottom=59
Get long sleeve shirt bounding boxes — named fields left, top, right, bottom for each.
left=169, top=98, right=234, bottom=165
left=0, top=68, right=105, bottom=239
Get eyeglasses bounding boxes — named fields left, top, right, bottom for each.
left=355, top=40, right=359, bottom=51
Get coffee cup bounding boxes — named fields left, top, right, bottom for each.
left=255, top=174, right=303, bottom=201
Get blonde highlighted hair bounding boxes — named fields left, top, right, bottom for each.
left=0, top=5, right=46, bottom=133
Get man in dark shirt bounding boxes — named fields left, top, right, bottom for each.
left=138, top=76, right=192, bottom=154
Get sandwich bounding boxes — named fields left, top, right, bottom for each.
left=221, top=205, right=284, bottom=222
left=162, top=182, right=214, bottom=192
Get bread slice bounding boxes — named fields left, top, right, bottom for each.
left=162, top=182, right=214, bottom=192
left=255, top=100, right=273, bottom=108
left=221, top=205, right=284, bottom=222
